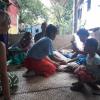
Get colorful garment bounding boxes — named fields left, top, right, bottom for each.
left=86, top=53, right=100, bottom=80
left=8, top=32, right=33, bottom=65
left=74, top=53, right=100, bottom=82
left=76, top=54, right=86, bottom=65
left=0, top=72, right=19, bottom=95
left=0, top=55, right=19, bottom=94
left=8, top=47, right=26, bottom=65
left=24, top=37, right=56, bottom=77
left=24, top=57, right=56, bottom=77
left=64, top=53, right=86, bottom=65
left=27, top=37, right=54, bottom=59
left=74, top=67, right=94, bottom=82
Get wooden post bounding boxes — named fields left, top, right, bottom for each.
left=73, top=0, right=78, bottom=33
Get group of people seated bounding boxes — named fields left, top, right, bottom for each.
left=22, top=23, right=100, bottom=94
left=0, top=9, right=100, bottom=99
left=60, top=29, right=100, bottom=93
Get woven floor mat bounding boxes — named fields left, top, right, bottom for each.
left=12, top=71, right=100, bottom=100
left=1, top=70, right=100, bottom=100
left=14, top=71, right=77, bottom=94
left=11, top=87, right=100, bottom=100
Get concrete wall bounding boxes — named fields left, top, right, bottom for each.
left=53, top=34, right=72, bottom=50
left=8, top=34, right=73, bottom=50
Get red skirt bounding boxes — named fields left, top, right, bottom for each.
left=23, top=57, right=57, bottom=77
left=74, top=67, right=95, bottom=82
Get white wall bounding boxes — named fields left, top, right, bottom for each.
left=78, top=0, right=100, bottom=30
left=31, top=25, right=42, bottom=37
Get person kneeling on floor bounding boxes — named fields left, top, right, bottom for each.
left=23, top=24, right=67, bottom=77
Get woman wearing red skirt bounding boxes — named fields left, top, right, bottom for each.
left=23, top=24, right=66, bottom=77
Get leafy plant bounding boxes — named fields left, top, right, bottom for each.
left=18, top=0, right=73, bottom=34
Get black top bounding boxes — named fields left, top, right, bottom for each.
left=34, top=32, right=44, bottom=42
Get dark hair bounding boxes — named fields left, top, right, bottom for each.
left=24, top=32, right=32, bottom=37
left=77, top=28, right=89, bottom=37
left=20, top=32, right=32, bottom=48
left=0, top=10, right=11, bottom=26
left=85, top=38, right=98, bottom=50
left=35, top=29, right=39, bottom=33
left=46, top=24, right=58, bottom=36
left=41, top=22, right=47, bottom=27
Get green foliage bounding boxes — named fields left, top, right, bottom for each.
left=18, top=0, right=73, bottom=33
left=19, top=0, right=48, bottom=24
left=50, top=0, right=73, bottom=34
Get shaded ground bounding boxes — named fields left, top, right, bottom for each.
left=2, top=70, right=100, bottom=100
left=5, top=34, right=100, bottom=100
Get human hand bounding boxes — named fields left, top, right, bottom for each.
left=59, top=60, right=67, bottom=65
left=55, top=62, right=61, bottom=67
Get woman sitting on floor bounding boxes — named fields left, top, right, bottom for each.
left=23, top=24, right=67, bottom=77
left=8, top=31, right=33, bottom=66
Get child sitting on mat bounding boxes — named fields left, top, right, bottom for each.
left=70, top=38, right=100, bottom=92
